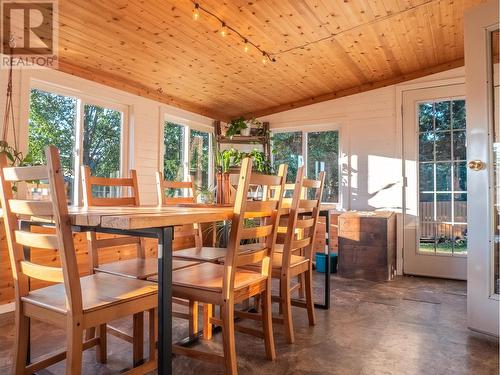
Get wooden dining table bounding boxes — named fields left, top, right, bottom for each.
left=25, top=203, right=336, bottom=374
left=65, top=205, right=233, bottom=375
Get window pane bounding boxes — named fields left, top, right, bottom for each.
left=419, top=132, right=434, bottom=161
left=83, top=104, right=122, bottom=198
left=436, top=162, right=452, bottom=191
left=418, top=102, right=434, bottom=132
left=452, top=100, right=466, bottom=129
left=164, top=122, right=185, bottom=182
left=272, top=132, right=302, bottom=183
left=306, top=131, right=339, bottom=202
left=435, top=101, right=451, bottom=131
left=419, top=163, right=433, bottom=191
left=454, top=193, right=467, bottom=223
left=435, top=131, right=451, bottom=161
left=189, top=129, right=210, bottom=191
left=454, top=162, right=467, bottom=191
left=436, top=223, right=454, bottom=254
left=419, top=192, right=434, bottom=222
left=28, top=89, right=76, bottom=203
left=436, top=193, right=452, bottom=222
left=453, top=130, right=466, bottom=161
left=452, top=224, right=468, bottom=254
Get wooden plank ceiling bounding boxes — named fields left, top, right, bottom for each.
left=57, top=0, right=486, bottom=121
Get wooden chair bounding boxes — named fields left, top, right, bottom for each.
left=0, top=146, right=157, bottom=375
left=266, top=167, right=325, bottom=344
left=156, top=172, right=228, bottom=263
left=171, top=158, right=287, bottom=375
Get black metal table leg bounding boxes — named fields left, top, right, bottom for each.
left=314, top=209, right=331, bottom=310
left=157, top=226, right=173, bottom=375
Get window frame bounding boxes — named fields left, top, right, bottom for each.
left=159, top=113, right=214, bottom=191
left=26, top=80, right=130, bottom=206
left=271, top=123, right=343, bottom=205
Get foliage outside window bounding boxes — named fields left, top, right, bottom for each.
left=272, top=130, right=339, bottom=202
left=28, top=88, right=124, bottom=203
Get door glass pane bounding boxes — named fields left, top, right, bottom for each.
left=418, top=100, right=467, bottom=255
left=491, top=29, right=499, bottom=294
left=28, top=89, right=77, bottom=203
left=189, top=129, right=210, bottom=191
left=83, top=104, right=122, bottom=198
left=164, top=122, right=185, bottom=182
left=306, top=131, right=339, bottom=202
left=272, top=131, right=302, bottom=183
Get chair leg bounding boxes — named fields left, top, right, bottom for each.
left=148, top=309, right=156, bottom=360
left=305, top=268, right=316, bottom=326
left=203, top=303, right=213, bottom=340
left=13, top=311, right=29, bottom=375
left=280, top=274, right=295, bottom=344
left=252, top=294, right=261, bottom=313
left=66, top=319, right=84, bottom=375
left=97, top=324, right=107, bottom=363
left=297, top=273, right=306, bottom=299
left=261, top=288, right=276, bottom=361
left=133, top=312, right=144, bottom=366
left=221, top=302, right=238, bottom=375
left=189, top=301, right=199, bottom=337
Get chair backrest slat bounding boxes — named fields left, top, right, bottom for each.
left=15, top=230, right=59, bottom=250
left=0, top=146, right=83, bottom=314
left=9, top=199, right=54, bottom=216
left=222, top=159, right=287, bottom=300
left=3, top=165, right=48, bottom=181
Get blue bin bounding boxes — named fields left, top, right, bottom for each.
left=315, top=252, right=338, bottom=273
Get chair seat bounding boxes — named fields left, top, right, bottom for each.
left=21, top=273, right=158, bottom=315
left=147, top=260, right=201, bottom=282
left=173, top=262, right=266, bottom=292
left=271, top=252, right=308, bottom=269
left=173, top=246, right=227, bottom=262
left=95, top=257, right=158, bottom=279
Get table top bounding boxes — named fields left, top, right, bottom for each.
left=68, top=206, right=234, bottom=229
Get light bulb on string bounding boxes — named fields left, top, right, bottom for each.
left=262, top=52, right=268, bottom=65
left=243, top=39, right=249, bottom=53
left=220, top=22, right=228, bottom=37
left=192, top=3, right=200, bottom=21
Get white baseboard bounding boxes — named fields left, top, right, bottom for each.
left=0, top=302, right=15, bottom=315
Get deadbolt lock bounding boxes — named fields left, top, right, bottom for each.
left=468, top=160, right=486, bottom=171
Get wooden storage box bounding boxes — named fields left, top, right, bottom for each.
left=338, top=211, right=396, bottom=281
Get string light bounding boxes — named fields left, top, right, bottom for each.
left=220, top=22, right=228, bottom=37
left=192, top=3, right=200, bottom=20
left=191, top=1, right=275, bottom=64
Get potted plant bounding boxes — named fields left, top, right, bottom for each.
left=225, top=117, right=248, bottom=138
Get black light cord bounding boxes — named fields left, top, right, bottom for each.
left=192, top=1, right=276, bottom=63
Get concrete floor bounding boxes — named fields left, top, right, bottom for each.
left=0, top=275, right=498, bottom=375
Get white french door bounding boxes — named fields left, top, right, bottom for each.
left=464, top=0, right=499, bottom=336
left=403, top=84, right=467, bottom=280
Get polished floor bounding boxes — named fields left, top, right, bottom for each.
left=0, top=275, right=498, bottom=374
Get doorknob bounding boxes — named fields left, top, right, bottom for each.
left=468, top=160, right=486, bottom=171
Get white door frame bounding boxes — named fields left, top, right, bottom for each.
left=402, top=84, right=467, bottom=280
left=464, top=0, right=499, bottom=336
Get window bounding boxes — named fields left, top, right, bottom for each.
left=418, top=99, right=467, bottom=255
left=272, top=129, right=340, bottom=203
left=28, top=88, right=126, bottom=205
left=162, top=120, right=213, bottom=197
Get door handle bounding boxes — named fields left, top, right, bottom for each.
left=468, top=160, right=486, bottom=171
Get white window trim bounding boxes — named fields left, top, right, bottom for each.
left=24, top=79, right=130, bottom=206
left=271, top=123, right=343, bottom=207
